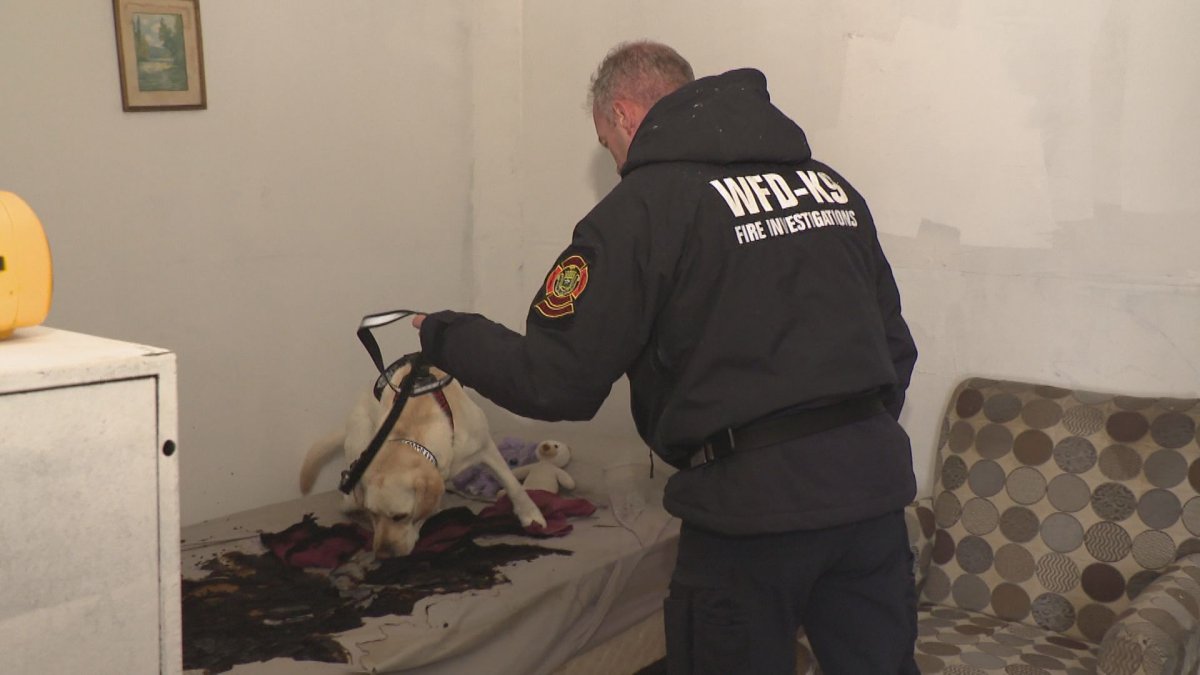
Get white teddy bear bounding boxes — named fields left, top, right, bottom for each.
left=510, top=440, right=576, bottom=494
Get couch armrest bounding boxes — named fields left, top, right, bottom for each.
left=1097, top=553, right=1200, bottom=675
left=904, top=497, right=934, bottom=593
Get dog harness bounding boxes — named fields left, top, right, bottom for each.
left=372, top=353, right=455, bottom=431
left=338, top=310, right=456, bottom=495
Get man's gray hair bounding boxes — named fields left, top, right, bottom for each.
left=589, top=41, right=695, bottom=118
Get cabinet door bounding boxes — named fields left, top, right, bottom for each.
left=0, top=377, right=162, bottom=674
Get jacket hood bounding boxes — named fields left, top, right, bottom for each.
left=621, top=68, right=812, bottom=176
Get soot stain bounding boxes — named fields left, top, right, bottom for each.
left=182, top=537, right=569, bottom=673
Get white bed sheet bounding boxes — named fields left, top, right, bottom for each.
left=181, top=440, right=679, bottom=675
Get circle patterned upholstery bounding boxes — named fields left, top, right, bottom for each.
left=927, top=379, right=1200, bottom=644
left=798, top=378, right=1200, bottom=674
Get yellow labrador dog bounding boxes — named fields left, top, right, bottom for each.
left=300, top=362, right=546, bottom=557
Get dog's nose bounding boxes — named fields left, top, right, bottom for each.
left=373, top=538, right=415, bottom=559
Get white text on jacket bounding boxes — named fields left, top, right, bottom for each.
left=709, top=170, right=850, bottom=217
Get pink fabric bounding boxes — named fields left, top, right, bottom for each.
left=261, top=514, right=372, bottom=569
left=415, top=490, right=596, bottom=553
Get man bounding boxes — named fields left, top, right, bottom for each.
left=413, top=41, right=918, bottom=674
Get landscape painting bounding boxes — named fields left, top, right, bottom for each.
left=113, top=0, right=206, bottom=111
left=134, top=13, right=188, bottom=92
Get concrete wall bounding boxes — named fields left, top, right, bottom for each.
left=470, top=0, right=1200, bottom=494
left=1, top=0, right=475, bottom=523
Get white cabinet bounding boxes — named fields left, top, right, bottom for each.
left=0, top=327, right=180, bottom=674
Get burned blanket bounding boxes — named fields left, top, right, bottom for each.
left=183, top=491, right=595, bottom=673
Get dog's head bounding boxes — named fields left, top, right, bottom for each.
left=361, top=447, right=445, bottom=557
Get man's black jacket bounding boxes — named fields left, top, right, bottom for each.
left=421, top=68, right=916, bottom=469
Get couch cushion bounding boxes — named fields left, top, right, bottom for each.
left=926, top=379, right=1200, bottom=638
left=797, top=603, right=1099, bottom=674
left=926, top=378, right=1200, bottom=642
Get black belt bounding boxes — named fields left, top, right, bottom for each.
left=691, top=394, right=886, bottom=467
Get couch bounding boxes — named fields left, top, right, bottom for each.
left=798, top=378, right=1200, bottom=674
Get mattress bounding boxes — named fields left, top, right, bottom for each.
left=551, top=608, right=665, bottom=674
left=180, top=435, right=679, bottom=675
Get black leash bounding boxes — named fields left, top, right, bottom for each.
left=338, top=309, right=450, bottom=495
left=338, top=355, right=426, bottom=494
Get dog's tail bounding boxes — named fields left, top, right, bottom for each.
left=299, top=430, right=345, bottom=494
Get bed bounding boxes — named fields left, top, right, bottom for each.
left=180, top=431, right=677, bottom=675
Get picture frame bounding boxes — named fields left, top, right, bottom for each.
left=112, top=0, right=206, bottom=111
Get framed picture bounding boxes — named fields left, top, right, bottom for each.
left=112, top=0, right=206, bottom=111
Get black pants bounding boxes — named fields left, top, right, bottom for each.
left=663, top=510, right=918, bottom=675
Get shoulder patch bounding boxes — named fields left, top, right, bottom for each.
left=534, top=253, right=590, bottom=319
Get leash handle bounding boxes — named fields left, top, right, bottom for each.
left=356, top=309, right=425, bottom=376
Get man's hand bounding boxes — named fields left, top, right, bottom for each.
left=412, top=313, right=426, bottom=329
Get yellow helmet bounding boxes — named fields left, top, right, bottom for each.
left=0, top=191, right=53, bottom=339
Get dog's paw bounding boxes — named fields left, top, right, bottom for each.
left=516, top=503, right=547, bottom=529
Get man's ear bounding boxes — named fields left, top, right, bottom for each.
left=612, top=99, right=643, bottom=137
